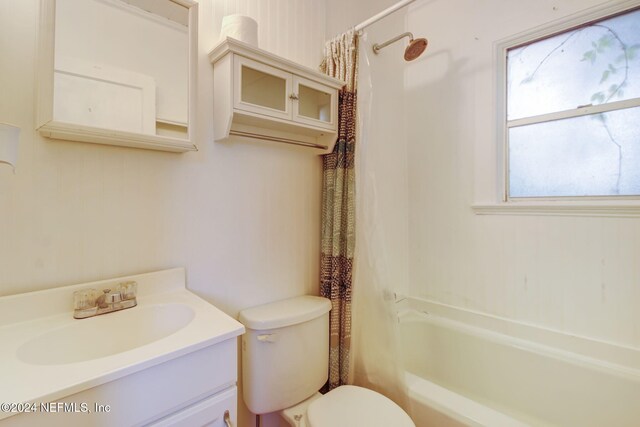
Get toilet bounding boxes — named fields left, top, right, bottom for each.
left=239, top=295, right=415, bottom=427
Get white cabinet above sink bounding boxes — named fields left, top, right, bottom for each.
left=209, top=37, right=345, bottom=154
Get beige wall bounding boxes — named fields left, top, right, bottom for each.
left=210, top=0, right=326, bottom=68
left=0, top=0, right=328, bottom=312
left=0, top=1, right=326, bottom=426
left=325, top=0, right=398, bottom=39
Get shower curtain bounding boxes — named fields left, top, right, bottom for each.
left=320, top=29, right=409, bottom=409
left=319, top=30, right=358, bottom=391
left=350, top=31, right=409, bottom=409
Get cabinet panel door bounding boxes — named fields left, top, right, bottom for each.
left=148, top=386, right=237, bottom=427
left=234, top=56, right=292, bottom=121
left=292, top=76, right=337, bottom=131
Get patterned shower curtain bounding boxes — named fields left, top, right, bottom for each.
left=319, top=30, right=358, bottom=391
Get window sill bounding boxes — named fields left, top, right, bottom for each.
left=471, top=202, right=640, bottom=218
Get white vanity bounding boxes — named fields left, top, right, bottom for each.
left=0, top=268, right=244, bottom=426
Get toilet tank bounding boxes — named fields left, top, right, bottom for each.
left=239, top=296, right=332, bottom=415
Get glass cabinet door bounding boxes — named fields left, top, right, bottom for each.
left=292, top=76, right=336, bottom=130
left=233, top=56, right=292, bottom=121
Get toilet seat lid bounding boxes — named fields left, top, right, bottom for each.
left=306, top=385, right=414, bottom=427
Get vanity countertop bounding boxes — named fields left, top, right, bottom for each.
left=0, top=268, right=244, bottom=421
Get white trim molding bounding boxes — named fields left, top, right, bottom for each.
left=482, top=0, right=640, bottom=216
left=472, top=202, right=640, bottom=218
left=507, top=98, right=640, bottom=129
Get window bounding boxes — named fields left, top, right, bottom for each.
left=504, top=7, right=640, bottom=199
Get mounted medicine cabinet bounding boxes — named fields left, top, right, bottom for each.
left=209, top=37, right=344, bottom=154
left=36, top=0, right=199, bottom=152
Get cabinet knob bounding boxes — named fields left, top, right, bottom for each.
left=224, top=410, right=232, bottom=427
left=289, top=93, right=299, bottom=100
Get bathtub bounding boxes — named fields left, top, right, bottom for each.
left=399, top=306, right=640, bottom=427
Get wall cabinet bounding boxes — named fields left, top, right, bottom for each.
left=210, top=38, right=344, bottom=154
left=36, top=0, right=199, bottom=153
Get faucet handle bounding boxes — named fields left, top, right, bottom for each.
left=118, top=281, right=138, bottom=301
left=73, top=288, right=97, bottom=310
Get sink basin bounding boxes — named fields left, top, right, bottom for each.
left=17, top=303, right=195, bottom=365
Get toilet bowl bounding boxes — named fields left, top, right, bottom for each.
left=238, top=296, right=415, bottom=427
left=281, top=386, right=414, bottom=427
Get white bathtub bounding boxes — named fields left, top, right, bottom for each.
left=399, top=308, right=640, bottom=427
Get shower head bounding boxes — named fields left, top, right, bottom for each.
left=404, top=37, right=428, bottom=61
left=372, top=32, right=428, bottom=61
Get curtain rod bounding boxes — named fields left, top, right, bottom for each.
left=354, top=0, right=418, bottom=32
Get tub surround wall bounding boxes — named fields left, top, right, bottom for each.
left=405, top=0, right=640, bottom=350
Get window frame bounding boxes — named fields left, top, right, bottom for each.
left=486, top=0, right=640, bottom=216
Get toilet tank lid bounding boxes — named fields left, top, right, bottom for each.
left=239, top=296, right=332, bottom=330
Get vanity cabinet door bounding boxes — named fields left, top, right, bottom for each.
left=292, top=75, right=337, bottom=131
left=233, top=56, right=293, bottom=121
left=148, top=386, right=237, bottom=427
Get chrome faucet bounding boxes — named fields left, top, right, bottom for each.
left=73, top=281, right=137, bottom=319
